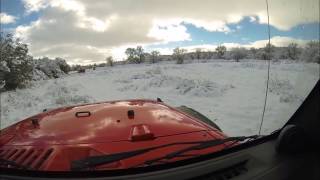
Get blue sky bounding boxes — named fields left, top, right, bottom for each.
left=0, top=0, right=319, bottom=64
left=1, top=0, right=39, bottom=29
left=149, top=18, right=319, bottom=49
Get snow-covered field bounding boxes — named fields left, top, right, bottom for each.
left=1, top=60, right=319, bottom=136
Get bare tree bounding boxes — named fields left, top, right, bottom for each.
left=287, top=42, right=299, bottom=60
left=150, top=50, right=160, bottom=63
left=195, top=48, right=202, bottom=62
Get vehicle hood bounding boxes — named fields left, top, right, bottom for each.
left=3, top=100, right=213, bottom=146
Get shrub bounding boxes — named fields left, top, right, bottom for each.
left=0, top=33, right=33, bottom=90
left=55, top=58, right=71, bottom=74
left=106, top=56, right=114, bottom=66
left=286, top=43, right=300, bottom=60
left=150, top=50, right=160, bottom=63
left=125, top=46, right=145, bottom=64
left=35, top=57, right=67, bottom=78
left=173, top=47, right=186, bottom=64
left=78, top=68, right=86, bottom=73
left=300, top=41, right=320, bottom=63
left=231, top=47, right=247, bottom=62
left=215, top=45, right=226, bottom=59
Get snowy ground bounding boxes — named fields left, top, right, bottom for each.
left=1, top=60, right=319, bottom=136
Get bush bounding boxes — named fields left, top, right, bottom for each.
left=78, top=68, right=86, bottom=73
left=0, top=33, right=33, bottom=90
left=286, top=43, right=300, bottom=60
left=0, top=61, right=10, bottom=89
left=150, top=50, right=160, bottom=63
left=300, top=41, right=320, bottom=63
left=215, top=45, right=226, bottom=59
left=35, top=57, right=67, bottom=78
left=173, top=47, right=186, bottom=64
left=106, top=56, right=114, bottom=66
left=231, top=47, right=247, bottom=62
left=125, top=46, right=145, bottom=64
left=55, top=58, right=71, bottom=74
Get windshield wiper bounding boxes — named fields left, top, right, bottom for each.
left=71, top=135, right=258, bottom=171
left=144, top=135, right=259, bottom=166
left=71, top=140, right=210, bottom=171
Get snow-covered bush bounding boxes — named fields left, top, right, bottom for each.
left=230, top=47, right=247, bottom=62
left=300, top=41, right=320, bottom=63
left=269, top=77, right=293, bottom=95
left=0, top=61, right=10, bottom=89
left=34, top=57, right=69, bottom=78
left=257, top=43, right=275, bottom=60
left=49, top=85, right=91, bottom=105
left=32, top=57, right=70, bottom=81
left=173, top=47, right=186, bottom=64
left=0, top=34, right=72, bottom=90
left=0, top=33, right=33, bottom=90
left=125, top=46, right=145, bottom=64
left=32, top=68, right=50, bottom=81
left=55, top=57, right=71, bottom=74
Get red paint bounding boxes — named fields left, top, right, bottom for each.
left=0, top=99, right=229, bottom=171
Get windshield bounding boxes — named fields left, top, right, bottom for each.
left=0, top=0, right=319, bottom=172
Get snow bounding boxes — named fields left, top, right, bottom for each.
left=1, top=60, right=319, bottom=136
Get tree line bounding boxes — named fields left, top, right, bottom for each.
left=113, top=41, right=319, bottom=65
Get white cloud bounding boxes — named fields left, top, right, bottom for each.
left=0, top=13, right=17, bottom=24
left=249, top=36, right=310, bottom=48
left=184, top=19, right=231, bottom=32
left=148, top=19, right=191, bottom=42
left=22, top=0, right=49, bottom=13
left=152, top=48, right=174, bottom=55
left=249, top=16, right=257, bottom=22
left=16, top=0, right=319, bottom=64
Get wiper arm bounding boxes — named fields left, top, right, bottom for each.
left=71, top=140, right=211, bottom=171
left=71, top=135, right=258, bottom=171
left=144, top=135, right=259, bottom=166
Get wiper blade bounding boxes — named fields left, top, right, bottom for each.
left=71, top=135, right=258, bottom=171
left=144, top=135, right=258, bottom=166
left=71, top=140, right=208, bottom=171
